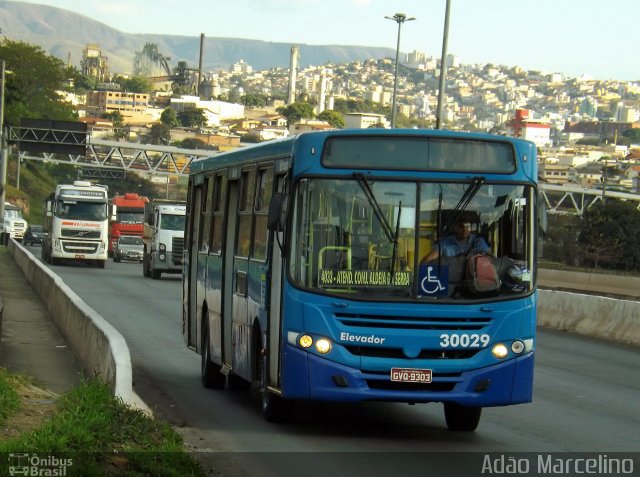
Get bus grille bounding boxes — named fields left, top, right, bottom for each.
left=334, top=312, right=492, bottom=331
left=172, top=237, right=184, bottom=265
left=345, top=346, right=479, bottom=360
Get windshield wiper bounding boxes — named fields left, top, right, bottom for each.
left=441, top=176, right=485, bottom=235
left=353, top=173, right=395, bottom=243
left=389, top=201, right=402, bottom=274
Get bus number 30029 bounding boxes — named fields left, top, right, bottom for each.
left=439, top=334, right=490, bottom=348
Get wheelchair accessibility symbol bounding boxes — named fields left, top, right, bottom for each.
left=418, top=265, right=448, bottom=296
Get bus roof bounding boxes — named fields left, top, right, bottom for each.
left=189, top=129, right=537, bottom=178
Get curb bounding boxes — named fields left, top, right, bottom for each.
left=8, top=238, right=151, bottom=413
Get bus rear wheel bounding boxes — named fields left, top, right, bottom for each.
left=444, top=402, right=482, bottom=431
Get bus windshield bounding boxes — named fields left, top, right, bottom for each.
left=56, top=200, right=108, bottom=221
left=289, top=177, right=534, bottom=300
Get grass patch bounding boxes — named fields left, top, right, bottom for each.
left=0, top=370, right=205, bottom=476
left=0, top=368, right=22, bottom=425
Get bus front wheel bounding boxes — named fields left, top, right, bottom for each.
left=262, top=388, right=287, bottom=423
left=444, top=402, right=482, bottom=431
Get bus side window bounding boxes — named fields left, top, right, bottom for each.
left=252, top=167, right=274, bottom=261
left=237, top=170, right=256, bottom=258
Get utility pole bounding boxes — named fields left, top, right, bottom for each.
left=436, top=0, right=452, bottom=129
left=0, top=60, right=7, bottom=230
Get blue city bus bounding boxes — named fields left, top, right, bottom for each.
left=183, top=129, right=538, bottom=431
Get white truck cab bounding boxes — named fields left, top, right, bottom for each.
left=1, top=202, right=28, bottom=242
left=143, top=200, right=186, bottom=279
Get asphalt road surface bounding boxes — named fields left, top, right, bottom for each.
left=29, top=249, right=640, bottom=476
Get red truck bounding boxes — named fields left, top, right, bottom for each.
left=109, top=192, right=150, bottom=256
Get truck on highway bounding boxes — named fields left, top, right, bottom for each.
left=1, top=202, right=28, bottom=242
left=108, top=192, right=149, bottom=256
left=42, top=180, right=112, bottom=268
left=142, top=199, right=186, bottom=279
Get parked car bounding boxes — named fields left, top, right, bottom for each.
left=113, top=235, right=144, bottom=262
left=23, top=224, right=46, bottom=246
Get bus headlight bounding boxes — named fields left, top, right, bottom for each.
left=315, top=339, right=332, bottom=354
left=511, top=340, right=525, bottom=354
left=492, top=343, right=509, bottom=359
left=299, top=334, right=313, bottom=348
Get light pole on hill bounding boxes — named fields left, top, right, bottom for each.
left=385, top=13, right=415, bottom=128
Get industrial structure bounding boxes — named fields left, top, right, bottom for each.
left=80, top=44, right=109, bottom=82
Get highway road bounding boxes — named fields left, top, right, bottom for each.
left=27, top=248, right=640, bottom=475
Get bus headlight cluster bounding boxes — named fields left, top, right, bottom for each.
left=491, top=340, right=529, bottom=359
left=298, top=334, right=332, bottom=354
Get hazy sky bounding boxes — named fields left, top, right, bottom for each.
left=15, top=0, right=640, bottom=81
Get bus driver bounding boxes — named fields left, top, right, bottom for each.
left=423, top=220, right=489, bottom=262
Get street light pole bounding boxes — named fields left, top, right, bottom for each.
left=385, top=13, right=415, bottom=129
left=436, top=0, right=452, bottom=129
left=0, top=60, right=7, bottom=226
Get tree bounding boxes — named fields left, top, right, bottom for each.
left=316, top=110, right=345, bottom=129
left=622, top=128, right=640, bottom=144
left=160, top=107, right=179, bottom=127
left=147, top=123, right=171, bottom=145
left=0, top=39, right=77, bottom=126
left=578, top=201, right=640, bottom=270
left=112, top=75, right=152, bottom=93
left=177, top=108, right=207, bottom=128
left=175, top=138, right=213, bottom=150
left=103, top=111, right=126, bottom=139
left=541, top=215, right=581, bottom=266
left=276, top=102, right=315, bottom=125
left=240, top=93, right=268, bottom=109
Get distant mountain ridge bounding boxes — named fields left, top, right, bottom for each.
left=0, top=0, right=397, bottom=74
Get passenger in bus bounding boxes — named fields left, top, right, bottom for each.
left=422, top=220, right=489, bottom=262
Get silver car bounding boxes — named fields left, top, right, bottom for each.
left=113, top=235, right=144, bottom=263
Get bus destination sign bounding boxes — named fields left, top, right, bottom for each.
left=318, top=269, right=412, bottom=288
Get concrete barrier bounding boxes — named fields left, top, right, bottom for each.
left=8, top=239, right=148, bottom=412
left=537, top=289, right=640, bottom=347
left=539, top=268, right=640, bottom=298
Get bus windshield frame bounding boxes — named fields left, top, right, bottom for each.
left=288, top=176, right=535, bottom=301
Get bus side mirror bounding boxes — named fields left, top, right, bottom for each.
left=267, top=193, right=288, bottom=232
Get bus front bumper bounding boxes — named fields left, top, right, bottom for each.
left=282, top=344, right=534, bottom=407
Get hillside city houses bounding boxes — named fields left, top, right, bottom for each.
left=72, top=44, right=640, bottom=193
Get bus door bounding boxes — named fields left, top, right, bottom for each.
left=222, top=179, right=239, bottom=368
left=229, top=169, right=256, bottom=377
left=267, top=173, right=287, bottom=388
left=195, top=176, right=215, bottom=349
left=184, top=180, right=199, bottom=348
